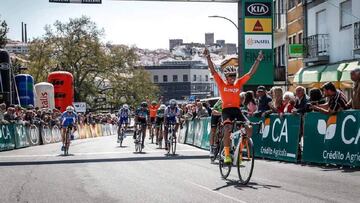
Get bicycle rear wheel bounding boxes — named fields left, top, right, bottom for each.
left=119, top=130, right=124, bottom=147
left=237, top=137, right=255, bottom=185
left=139, top=130, right=143, bottom=153
left=171, top=133, right=176, bottom=155
left=218, top=142, right=231, bottom=179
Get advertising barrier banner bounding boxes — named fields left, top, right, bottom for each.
left=200, top=118, right=211, bottom=150
left=302, top=111, right=360, bottom=167
left=179, top=120, right=188, bottom=144
left=14, top=124, right=30, bottom=148
left=185, top=119, right=195, bottom=145
left=26, top=125, right=40, bottom=146
left=0, top=125, right=15, bottom=151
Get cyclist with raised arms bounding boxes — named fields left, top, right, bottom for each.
left=164, top=99, right=181, bottom=151
left=134, top=102, right=150, bottom=149
left=60, top=106, right=77, bottom=151
left=203, top=48, right=263, bottom=164
left=146, top=96, right=162, bottom=142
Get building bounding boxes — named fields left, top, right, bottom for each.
left=169, top=39, right=183, bottom=51
left=205, top=33, right=214, bottom=46
left=223, top=43, right=237, bottom=55
left=145, top=60, right=213, bottom=101
left=286, top=0, right=304, bottom=91
left=273, top=0, right=288, bottom=87
left=5, top=41, right=29, bottom=54
left=294, top=0, right=360, bottom=97
left=216, top=40, right=226, bottom=47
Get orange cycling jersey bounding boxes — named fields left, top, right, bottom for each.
left=213, top=72, right=250, bottom=109
left=149, top=104, right=160, bottom=118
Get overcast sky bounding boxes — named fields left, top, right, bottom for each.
left=1, top=0, right=239, bottom=49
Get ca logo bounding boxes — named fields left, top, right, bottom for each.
left=261, top=118, right=271, bottom=139
left=317, top=115, right=337, bottom=143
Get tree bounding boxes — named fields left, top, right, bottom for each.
left=27, top=16, right=159, bottom=110
left=0, top=16, right=9, bottom=48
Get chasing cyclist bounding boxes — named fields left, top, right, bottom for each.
left=134, top=102, right=150, bottom=149
left=60, top=106, right=77, bottom=151
left=164, top=99, right=181, bottom=151
left=117, top=104, right=130, bottom=142
left=203, top=48, right=263, bottom=164
left=209, top=99, right=222, bottom=158
left=155, top=104, right=166, bottom=146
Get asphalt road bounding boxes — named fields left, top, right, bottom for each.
left=0, top=132, right=359, bottom=203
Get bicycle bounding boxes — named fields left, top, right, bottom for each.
left=156, top=122, right=164, bottom=149
left=166, top=122, right=177, bottom=155
left=149, top=121, right=156, bottom=144
left=117, top=123, right=126, bottom=147
left=63, top=124, right=74, bottom=156
left=211, top=119, right=224, bottom=163
left=134, top=122, right=146, bottom=153
left=218, top=120, right=262, bottom=185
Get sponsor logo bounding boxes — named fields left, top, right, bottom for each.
left=245, top=2, right=272, bottom=17
left=245, top=35, right=272, bottom=49
left=245, top=18, right=272, bottom=33
left=223, top=87, right=239, bottom=93
left=317, top=115, right=360, bottom=145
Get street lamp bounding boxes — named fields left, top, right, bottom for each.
left=208, top=15, right=238, bottom=30
left=208, top=15, right=242, bottom=78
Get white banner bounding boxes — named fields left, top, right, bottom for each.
left=73, top=102, right=87, bottom=113
left=245, top=34, right=272, bottom=49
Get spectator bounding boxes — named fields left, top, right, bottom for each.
left=0, top=103, right=7, bottom=124
left=347, top=68, right=360, bottom=109
left=203, top=102, right=212, bottom=116
left=266, top=87, right=284, bottom=115
left=195, top=102, right=209, bottom=118
left=311, top=82, right=348, bottom=115
left=4, top=107, right=17, bottom=122
left=293, top=86, right=309, bottom=114
left=309, top=88, right=326, bottom=106
left=283, top=91, right=295, bottom=113
left=243, top=91, right=257, bottom=116
left=254, top=86, right=272, bottom=117
left=240, top=92, right=246, bottom=109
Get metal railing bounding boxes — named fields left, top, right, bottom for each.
left=303, top=34, right=329, bottom=59
left=354, top=21, right=360, bottom=50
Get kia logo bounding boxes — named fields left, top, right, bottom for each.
left=247, top=3, right=269, bottom=16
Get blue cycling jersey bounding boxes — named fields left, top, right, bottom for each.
left=61, top=112, right=77, bottom=127
left=118, top=108, right=130, bottom=118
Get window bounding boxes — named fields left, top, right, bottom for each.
left=173, top=75, right=178, bottom=82
left=288, top=37, right=293, bottom=45
left=193, top=75, right=197, bottom=81
left=205, top=75, right=209, bottom=81
left=292, top=35, right=297, bottom=44
left=163, top=75, right=168, bottom=82
left=316, top=10, right=327, bottom=34
left=298, top=32, right=303, bottom=44
left=183, top=74, right=188, bottom=82
left=153, top=75, right=158, bottom=83
left=199, top=75, right=203, bottom=82
left=340, top=0, right=352, bottom=29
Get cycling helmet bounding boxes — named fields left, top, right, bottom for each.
left=122, top=104, right=129, bottom=109
left=169, top=99, right=177, bottom=108
left=151, top=100, right=157, bottom=105
left=159, top=104, right=166, bottom=110
left=66, top=106, right=74, bottom=112
left=223, top=66, right=237, bottom=76
left=141, top=102, right=148, bottom=108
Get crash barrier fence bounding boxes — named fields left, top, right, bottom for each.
left=178, top=110, right=360, bottom=167
left=0, top=123, right=117, bottom=151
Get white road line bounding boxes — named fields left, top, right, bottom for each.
left=186, top=180, right=248, bottom=203
left=0, top=149, right=204, bottom=158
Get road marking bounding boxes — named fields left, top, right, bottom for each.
left=0, top=149, right=204, bottom=159
left=186, top=180, right=248, bottom=203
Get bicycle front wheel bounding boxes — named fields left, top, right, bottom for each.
left=218, top=142, right=231, bottom=179
left=237, top=137, right=255, bottom=185
left=171, top=133, right=176, bottom=155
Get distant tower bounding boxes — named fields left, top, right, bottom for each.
left=205, top=33, right=214, bottom=46
left=169, top=39, right=183, bottom=51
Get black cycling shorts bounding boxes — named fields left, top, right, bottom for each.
left=155, top=117, right=164, bottom=127
left=137, top=118, right=147, bottom=125
left=222, top=107, right=248, bottom=123
left=211, top=115, right=222, bottom=128
left=150, top=117, right=156, bottom=124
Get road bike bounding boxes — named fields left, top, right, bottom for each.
left=63, top=124, right=74, bottom=156
left=149, top=121, right=156, bottom=144
left=166, top=122, right=177, bottom=155
left=117, top=122, right=126, bottom=147
left=211, top=120, right=224, bottom=163
left=218, top=120, right=262, bottom=185
left=156, top=122, right=164, bottom=149
left=134, top=122, right=146, bottom=153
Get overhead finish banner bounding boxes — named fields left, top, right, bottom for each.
left=242, top=0, right=274, bottom=85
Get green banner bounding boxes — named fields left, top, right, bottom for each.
left=179, top=120, right=188, bottom=144
left=194, top=119, right=203, bottom=147
left=0, top=124, right=15, bottom=151
left=185, top=119, right=195, bottom=145
left=14, top=124, right=30, bottom=149
left=201, top=118, right=211, bottom=150
left=303, top=111, right=360, bottom=167
left=250, top=114, right=300, bottom=162
left=242, top=0, right=274, bottom=85
left=289, top=44, right=304, bottom=57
